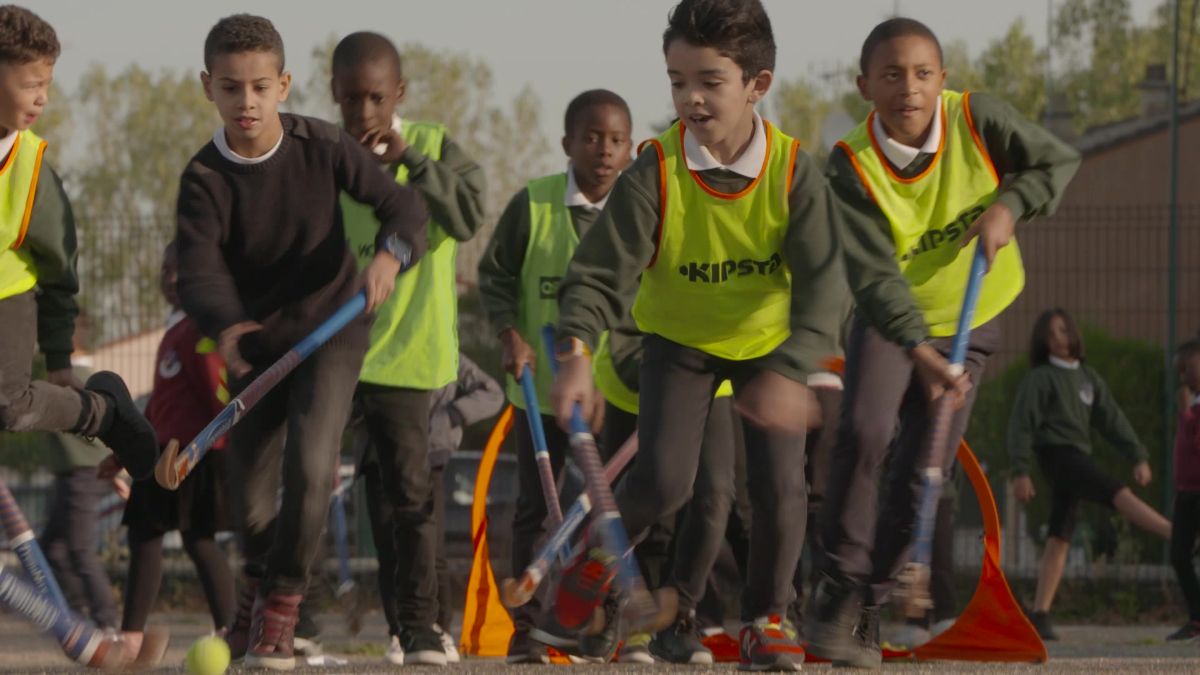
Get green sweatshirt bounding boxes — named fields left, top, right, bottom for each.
left=552, top=144, right=847, bottom=379
left=24, top=162, right=79, bottom=371
left=396, top=132, right=487, bottom=242
left=1007, top=361, right=1147, bottom=475
left=827, top=92, right=1081, bottom=347
left=477, top=187, right=600, bottom=334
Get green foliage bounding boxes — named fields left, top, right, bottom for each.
left=966, top=325, right=1167, bottom=562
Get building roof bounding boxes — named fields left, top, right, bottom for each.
left=1075, top=99, right=1200, bottom=156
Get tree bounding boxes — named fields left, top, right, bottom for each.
left=1053, top=0, right=1154, bottom=131
left=1148, top=0, right=1200, bottom=101
left=977, top=20, right=1048, bottom=120
left=37, top=82, right=71, bottom=166
left=771, top=76, right=832, bottom=154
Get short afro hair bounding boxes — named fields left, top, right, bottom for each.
left=662, top=0, right=775, bottom=82
left=564, top=89, right=631, bottom=137
left=859, top=17, right=943, bottom=76
left=204, top=14, right=285, bottom=72
left=332, top=31, right=402, bottom=79
left=0, top=5, right=60, bottom=65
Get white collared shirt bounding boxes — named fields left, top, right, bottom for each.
left=371, top=114, right=404, bottom=156
left=683, top=112, right=766, bottom=179
left=871, top=96, right=942, bottom=170
left=213, top=126, right=284, bottom=165
left=564, top=162, right=612, bottom=211
left=0, top=129, right=17, bottom=167
left=1049, top=355, right=1081, bottom=370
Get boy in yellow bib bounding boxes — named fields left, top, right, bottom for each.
left=550, top=0, right=845, bottom=670
left=0, top=6, right=158, bottom=480
left=806, top=18, right=1080, bottom=668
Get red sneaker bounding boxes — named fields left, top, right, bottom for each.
left=245, top=591, right=301, bottom=670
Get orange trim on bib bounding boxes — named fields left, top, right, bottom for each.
left=866, top=101, right=947, bottom=184
left=13, top=139, right=46, bottom=250
left=645, top=139, right=667, bottom=269
left=784, top=139, right=801, bottom=206
left=962, top=92, right=1000, bottom=186
left=683, top=120, right=774, bottom=200
left=835, top=141, right=877, bottom=203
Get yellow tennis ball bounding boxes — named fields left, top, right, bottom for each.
left=186, top=635, right=230, bottom=675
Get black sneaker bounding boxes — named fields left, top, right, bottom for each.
left=401, top=625, right=448, bottom=666
left=834, top=605, right=881, bottom=669
left=1166, top=620, right=1200, bottom=642
left=1025, top=609, right=1058, bottom=641
left=506, top=624, right=549, bottom=665
left=529, top=602, right=609, bottom=664
left=85, top=372, right=159, bottom=480
left=577, top=594, right=622, bottom=663
left=650, top=611, right=714, bottom=664
left=803, top=572, right=861, bottom=663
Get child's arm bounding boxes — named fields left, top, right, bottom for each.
left=476, top=189, right=537, bottom=377
left=968, top=92, right=1082, bottom=224
left=23, top=164, right=80, bottom=377
left=336, top=129, right=430, bottom=262
left=1088, top=367, right=1150, bottom=468
left=448, top=355, right=505, bottom=427
left=401, top=134, right=486, bottom=242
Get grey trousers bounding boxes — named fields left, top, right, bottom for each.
left=0, top=292, right=82, bottom=432
left=820, top=315, right=998, bottom=605
left=41, top=467, right=119, bottom=628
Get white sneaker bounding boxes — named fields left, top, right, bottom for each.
left=385, top=635, right=405, bottom=666
left=434, top=624, right=461, bottom=664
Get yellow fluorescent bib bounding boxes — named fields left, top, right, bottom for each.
left=343, top=121, right=459, bottom=389
left=0, top=130, right=47, bottom=300
left=632, top=119, right=797, bottom=360
left=836, top=90, right=1023, bottom=336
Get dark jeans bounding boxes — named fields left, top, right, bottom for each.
left=0, top=292, right=83, bottom=432
left=356, top=384, right=438, bottom=631
left=227, top=337, right=364, bottom=595
left=791, top=386, right=843, bottom=619
left=821, top=316, right=998, bottom=606
left=1171, top=491, right=1200, bottom=621
left=510, top=407, right=571, bottom=625
left=614, top=335, right=808, bottom=620
left=40, top=468, right=118, bottom=628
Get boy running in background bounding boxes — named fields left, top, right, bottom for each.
left=1168, top=337, right=1200, bottom=642
left=551, top=0, right=845, bottom=669
left=175, top=14, right=428, bottom=669
left=0, top=4, right=158, bottom=478
left=477, top=88, right=632, bottom=664
left=809, top=17, right=1081, bottom=668
left=332, top=30, right=486, bottom=667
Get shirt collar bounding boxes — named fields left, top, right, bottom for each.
left=0, top=128, right=16, bottom=166
left=212, top=126, right=284, bottom=165
left=683, top=111, right=766, bottom=179
left=165, top=309, right=186, bottom=331
left=564, top=163, right=612, bottom=211
left=1049, top=355, right=1081, bottom=370
left=871, top=96, right=941, bottom=170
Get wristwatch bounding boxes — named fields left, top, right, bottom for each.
left=554, top=336, right=591, bottom=362
left=381, top=233, right=413, bottom=269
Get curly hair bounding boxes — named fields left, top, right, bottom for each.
left=661, top=0, right=775, bottom=81
left=203, top=14, right=285, bottom=72
left=0, top=5, right=60, bottom=65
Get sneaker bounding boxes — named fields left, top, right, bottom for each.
left=85, top=372, right=159, bottom=480
left=650, top=612, right=714, bottom=664
left=506, top=624, right=549, bottom=665
left=434, top=623, right=460, bottom=663
left=890, top=618, right=931, bottom=649
left=554, top=545, right=618, bottom=631
left=384, top=635, right=405, bottom=665
left=401, top=626, right=449, bottom=666
left=530, top=603, right=608, bottom=663
left=577, top=593, right=622, bottom=663
left=245, top=591, right=302, bottom=670
left=834, top=605, right=881, bottom=669
left=738, top=615, right=805, bottom=671
left=1025, top=609, right=1058, bottom=641
left=1166, top=620, right=1200, bottom=642
left=803, top=572, right=861, bottom=663
left=619, top=632, right=655, bottom=664
left=292, top=607, right=321, bottom=657
left=225, top=577, right=259, bottom=660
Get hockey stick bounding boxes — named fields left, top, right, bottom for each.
left=499, top=432, right=638, bottom=608
left=0, top=476, right=68, bottom=610
left=519, top=367, right=564, bottom=529
left=0, top=563, right=122, bottom=669
left=155, top=291, right=368, bottom=490
left=897, top=245, right=988, bottom=618
left=540, top=327, right=673, bottom=633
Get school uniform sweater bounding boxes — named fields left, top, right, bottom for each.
left=1007, top=360, right=1147, bottom=476
left=175, top=114, right=428, bottom=364
left=1175, top=397, right=1200, bottom=492
left=827, top=92, right=1081, bottom=347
